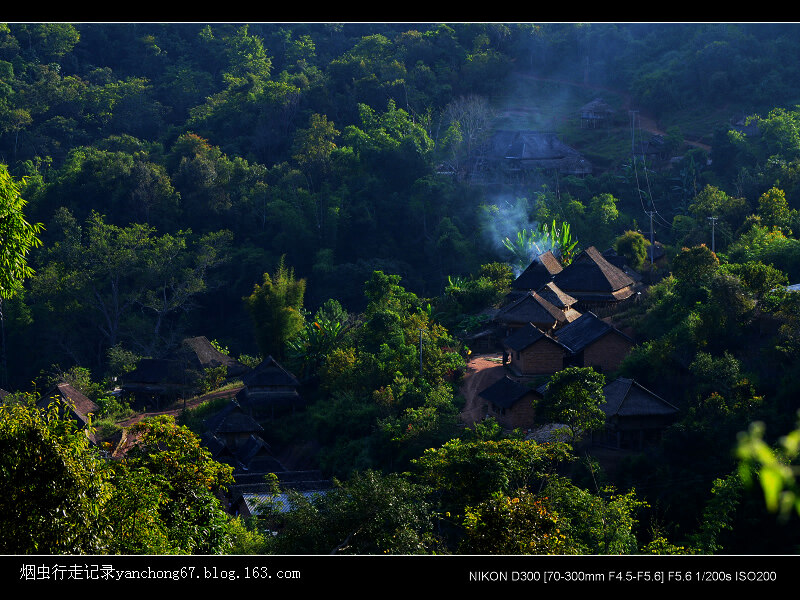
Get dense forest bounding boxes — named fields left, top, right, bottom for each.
left=3, top=22, right=800, bottom=556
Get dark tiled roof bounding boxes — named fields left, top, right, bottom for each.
left=512, top=250, right=562, bottom=290
left=242, top=356, right=299, bottom=388
left=554, top=312, right=632, bottom=353
left=236, top=435, right=280, bottom=470
left=204, top=399, right=264, bottom=435
left=553, top=246, right=634, bottom=296
left=478, top=376, right=541, bottom=409
left=602, top=377, right=679, bottom=418
left=503, top=323, right=568, bottom=353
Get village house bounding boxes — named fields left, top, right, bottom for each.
left=593, top=377, right=679, bottom=450
left=36, top=381, right=101, bottom=443
left=580, top=98, right=615, bottom=128
left=502, top=322, right=571, bottom=376
left=554, top=311, right=635, bottom=373
left=201, top=399, right=285, bottom=475
left=534, top=282, right=582, bottom=323
left=203, top=397, right=265, bottom=453
left=494, top=289, right=576, bottom=334
left=511, top=250, right=563, bottom=292
left=235, top=355, right=303, bottom=420
left=552, top=246, right=636, bottom=309
left=121, top=336, right=249, bottom=408
left=478, top=375, right=542, bottom=430
left=476, top=130, right=592, bottom=182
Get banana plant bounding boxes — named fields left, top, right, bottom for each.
left=502, top=228, right=543, bottom=272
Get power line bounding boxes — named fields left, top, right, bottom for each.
left=630, top=111, right=673, bottom=229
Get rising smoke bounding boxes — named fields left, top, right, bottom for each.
left=479, top=193, right=558, bottom=276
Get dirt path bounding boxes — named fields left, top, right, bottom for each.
left=459, top=353, right=507, bottom=425
left=116, top=386, right=243, bottom=429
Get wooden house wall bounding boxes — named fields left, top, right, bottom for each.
left=581, top=333, right=633, bottom=372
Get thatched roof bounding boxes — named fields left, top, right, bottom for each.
left=481, top=130, right=592, bottom=175
left=38, top=382, right=100, bottom=428
left=182, top=336, right=249, bottom=377
left=580, top=98, right=614, bottom=117
left=495, top=291, right=567, bottom=329
left=512, top=250, right=563, bottom=291
left=535, top=281, right=578, bottom=310
left=553, top=246, right=635, bottom=302
left=602, top=377, right=678, bottom=418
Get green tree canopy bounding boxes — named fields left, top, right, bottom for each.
left=540, top=367, right=607, bottom=442
left=244, top=256, right=306, bottom=360
left=0, top=164, right=43, bottom=299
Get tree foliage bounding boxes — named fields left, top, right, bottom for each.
left=0, top=164, right=42, bottom=299
left=244, top=256, right=306, bottom=360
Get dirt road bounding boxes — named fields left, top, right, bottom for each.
left=458, top=353, right=507, bottom=425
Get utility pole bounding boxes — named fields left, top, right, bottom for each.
left=647, top=211, right=655, bottom=266
left=707, top=216, right=718, bottom=253
left=419, top=328, right=424, bottom=379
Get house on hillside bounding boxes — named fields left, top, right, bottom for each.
left=121, top=336, right=248, bottom=408
left=593, top=377, right=679, bottom=450
left=37, top=382, right=101, bottom=443
left=494, top=290, right=577, bottom=334
left=580, top=98, right=615, bottom=128
left=235, top=356, right=303, bottom=420
left=478, top=375, right=542, bottom=430
left=638, top=134, right=669, bottom=162
left=203, top=398, right=265, bottom=452
left=534, top=282, right=582, bottom=323
left=182, top=336, right=250, bottom=378
left=503, top=323, right=571, bottom=376
left=477, top=130, right=592, bottom=181
left=511, top=250, right=563, bottom=292
left=554, top=312, right=634, bottom=373
left=553, top=246, right=636, bottom=309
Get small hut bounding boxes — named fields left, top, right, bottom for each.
left=594, top=377, right=679, bottom=449
left=236, top=356, right=302, bottom=419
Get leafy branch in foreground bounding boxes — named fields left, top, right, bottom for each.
left=737, top=414, right=800, bottom=518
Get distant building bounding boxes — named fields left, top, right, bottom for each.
left=494, top=289, right=579, bottom=334
left=121, top=336, right=249, bottom=408
left=580, top=98, right=615, bottom=128
left=476, top=130, right=592, bottom=181
left=511, top=250, right=563, bottom=292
